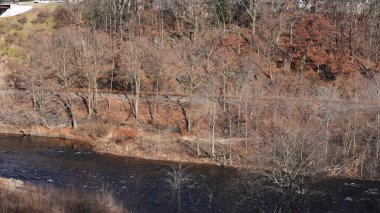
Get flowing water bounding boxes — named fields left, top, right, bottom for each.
left=0, top=135, right=379, bottom=213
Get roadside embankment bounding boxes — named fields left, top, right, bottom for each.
left=0, top=5, right=32, bottom=18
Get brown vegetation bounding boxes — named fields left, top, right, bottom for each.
left=0, top=178, right=125, bottom=213
left=0, top=0, right=379, bottom=180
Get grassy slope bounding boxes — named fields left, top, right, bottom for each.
left=0, top=4, right=57, bottom=88
left=0, top=4, right=57, bottom=62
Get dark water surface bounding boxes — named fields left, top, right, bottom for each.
left=0, top=135, right=379, bottom=213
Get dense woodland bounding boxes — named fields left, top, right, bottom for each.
left=1, top=0, right=380, bottom=191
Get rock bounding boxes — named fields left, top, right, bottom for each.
left=344, top=197, right=353, bottom=202
left=14, top=179, right=24, bottom=187
left=0, top=177, right=24, bottom=191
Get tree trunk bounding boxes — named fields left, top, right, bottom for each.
left=87, top=87, right=93, bottom=117
left=181, top=105, right=191, bottom=132
left=244, top=94, right=249, bottom=154
left=64, top=100, right=77, bottom=129
left=211, top=101, right=216, bottom=158
left=290, top=20, right=295, bottom=45
left=251, top=12, right=256, bottom=44
left=134, top=72, right=140, bottom=120
left=229, top=109, right=233, bottom=163
left=377, top=104, right=380, bottom=164
left=366, top=17, right=375, bottom=68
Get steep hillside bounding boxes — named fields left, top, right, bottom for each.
left=0, top=1, right=379, bottom=180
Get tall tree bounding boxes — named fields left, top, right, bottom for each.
left=45, top=29, right=80, bottom=129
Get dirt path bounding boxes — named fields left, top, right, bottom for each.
left=1, top=88, right=378, bottom=108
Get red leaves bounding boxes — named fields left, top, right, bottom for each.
left=286, top=13, right=355, bottom=76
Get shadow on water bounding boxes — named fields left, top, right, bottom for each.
left=0, top=135, right=379, bottom=213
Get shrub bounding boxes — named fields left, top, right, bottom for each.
left=0, top=184, right=126, bottom=213
left=17, top=16, right=27, bottom=25
left=75, top=123, right=115, bottom=139
left=32, top=11, right=50, bottom=24
left=112, top=128, right=139, bottom=144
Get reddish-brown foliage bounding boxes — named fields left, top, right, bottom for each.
left=285, top=14, right=357, bottom=77
left=112, top=128, right=139, bottom=144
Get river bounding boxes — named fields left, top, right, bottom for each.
left=0, top=135, right=379, bottom=213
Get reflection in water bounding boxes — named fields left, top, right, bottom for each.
left=0, top=135, right=379, bottom=213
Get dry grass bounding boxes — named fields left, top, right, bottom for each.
left=75, top=123, right=115, bottom=140
left=112, top=128, right=139, bottom=144
left=0, top=184, right=126, bottom=213
left=0, top=4, right=58, bottom=64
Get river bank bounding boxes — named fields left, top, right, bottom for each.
left=0, top=123, right=218, bottom=166
left=0, top=177, right=126, bottom=213
left=1, top=123, right=379, bottom=183
left=0, top=135, right=379, bottom=213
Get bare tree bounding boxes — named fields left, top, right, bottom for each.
left=165, top=163, right=192, bottom=213
left=44, top=29, right=80, bottom=129
left=166, top=0, right=209, bottom=41
left=123, top=40, right=144, bottom=120
left=238, top=0, right=260, bottom=37
left=259, top=117, right=326, bottom=212
left=203, top=66, right=221, bottom=159
left=77, top=30, right=112, bottom=117
left=174, top=41, right=206, bottom=132
left=112, top=0, right=132, bottom=40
